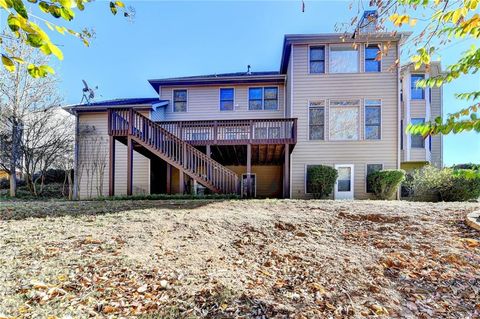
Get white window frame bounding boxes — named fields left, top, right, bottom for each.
left=364, top=99, right=382, bottom=141
left=307, top=100, right=326, bottom=141
left=364, top=44, right=382, bottom=73
left=248, top=86, right=279, bottom=111
left=328, top=99, right=361, bottom=141
left=410, top=74, right=426, bottom=100
left=365, top=163, right=384, bottom=193
left=172, top=88, right=188, bottom=113
left=410, top=118, right=426, bottom=148
left=219, top=87, right=235, bottom=112
left=329, top=45, right=360, bottom=74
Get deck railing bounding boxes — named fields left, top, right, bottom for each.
left=158, top=118, right=297, bottom=145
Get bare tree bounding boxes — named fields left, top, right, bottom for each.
left=78, top=125, right=107, bottom=198
left=0, top=32, right=73, bottom=197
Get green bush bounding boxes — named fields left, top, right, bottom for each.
left=306, top=165, right=338, bottom=199
left=368, top=169, right=405, bottom=200
left=404, top=165, right=480, bottom=202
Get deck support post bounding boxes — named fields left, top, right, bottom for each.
left=109, top=136, right=115, bottom=196
left=127, top=136, right=133, bottom=196
left=283, top=144, right=290, bottom=199
left=246, top=143, right=252, bottom=198
left=206, top=145, right=211, bottom=157
left=166, top=164, right=171, bottom=194
left=179, top=169, right=185, bottom=194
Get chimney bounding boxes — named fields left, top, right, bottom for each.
left=357, top=10, right=378, bottom=34
left=247, top=65, right=251, bottom=75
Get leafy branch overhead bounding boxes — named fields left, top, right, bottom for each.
left=349, top=0, right=480, bottom=135
left=0, top=0, right=130, bottom=77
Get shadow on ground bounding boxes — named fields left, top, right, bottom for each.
left=0, top=199, right=228, bottom=221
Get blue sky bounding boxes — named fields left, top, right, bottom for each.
left=3, top=0, right=479, bottom=165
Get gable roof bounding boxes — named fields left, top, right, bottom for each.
left=148, top=72, right=285, bottom=91
left=64, top=98, right=168, bottom=113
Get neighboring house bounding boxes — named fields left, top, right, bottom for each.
left=65, top=13, right=443, bottom=200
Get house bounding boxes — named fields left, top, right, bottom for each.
left=65, top=15, right=443, bottom=200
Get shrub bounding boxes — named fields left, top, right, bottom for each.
left=404, top=165, right=480, bottom=202
left=368, top=169, right=405, bottom=200
left=439, top=169, right=480, bottom=202
left=306, top=165, right=338, bottom=199
left=33, top=169, right=69, bottom=184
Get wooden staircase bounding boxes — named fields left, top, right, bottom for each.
left=108, top=108, right=239, bottom=194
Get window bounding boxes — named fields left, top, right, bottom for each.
left=366, top=164, right=383, bottom=193
left=411, top=118, right=425, bottom=148
left=329, top=100, right=360, bottom=140
left=330, top=46, right=359, bottom=73
left=264, top=87, right=278, bottom=110
left=310, top=46, right=325, bottom=74
left=173, top=89, right=187, bottom=112
left=220, top=88, right=234, bottom=111
left=365, top=99, right=381, bottom=140
left=365, top=44, right=381, bottom=72
left=248, top=87, right=278, bottom=110
left=309, top=101, right=325, bottom=140
left=411, top=74, right=425, bottom=100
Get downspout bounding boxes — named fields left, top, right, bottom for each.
left=72, top=109, right=80, bottom=200
left=396, top=38, right=402, bottom=200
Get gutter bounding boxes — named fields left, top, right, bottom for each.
left=72, top=109, right=80, bottom=200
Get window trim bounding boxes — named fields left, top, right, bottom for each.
left=364, top=44, right=382, bottom=73
left=172, top=88, right=188, bottom=113
left=328, top=99, right=361, bottom=141
left=365, top=163, right=384, bottom=194
left=219, top=87, right=235, bottom=112
left=248, top=86, right=279, bottom=111
left=364, top=99, right=382, bottom=141
left=329, top=45, right=360, bottom=74
left=308, top=45, right=326, bottom=74
left=307, top=100, right=326, bottom=141
left=411, top=74, right=425, bottom=100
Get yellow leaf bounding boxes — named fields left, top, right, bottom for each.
left=409, top=18, right=417, bottom=27
left=55, top=25, right=65, bottom=34
left=1, top=55, right=15, bottom=72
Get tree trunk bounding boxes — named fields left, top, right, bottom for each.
left=9, top=171, right=16, bottom=197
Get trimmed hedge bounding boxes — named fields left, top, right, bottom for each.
left=368, top=169, right=405, bottom=200
left=306, top=165, right=338, bottom=199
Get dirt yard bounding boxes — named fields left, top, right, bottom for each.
left=0, top=199, right=479, bottom=318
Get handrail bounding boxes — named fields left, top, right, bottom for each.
left=157, top=118, right=297, bottom=145
left=108, top=108, right=239, bottom=194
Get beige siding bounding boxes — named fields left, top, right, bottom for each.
left=289, top=43, right=400, bottom=199
left=225, top=165, right=282, bottom=198
left=286, top=60, right=293, bottom=118
left=430, top=85, right=443, bottom=167
left=77, top=112, right=150, bottom=199
left=159, top=84, right=285, bottom=121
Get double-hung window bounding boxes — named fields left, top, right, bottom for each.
left=173, top=89, right=187, bottom=112
left=220, top=88, right=234, bottom=111
left=329, top=100, right=360, bottom=140
left=330, top=46, right=359, bottom=73
left=309, top=46, right=325, bottom=74
left=411, top=118, right=425, bottom=148
left=411, top=74, right=425, bottom=100
left=365, top=99, right=381, bottom=140
left=248, top=87, right=278, bottom=110
left=309, top=101, right=325, bottom=140
left=365, top=44, right=381, bottom=72
left=366, top=164, right=383, bottom=193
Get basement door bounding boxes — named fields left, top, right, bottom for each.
left=334, top=164, right=354, bottom=200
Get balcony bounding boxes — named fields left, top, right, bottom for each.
left=157, top=118, right=297, bottom=146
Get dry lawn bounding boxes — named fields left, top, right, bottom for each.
left=0, top=199, right=479, bottom=318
